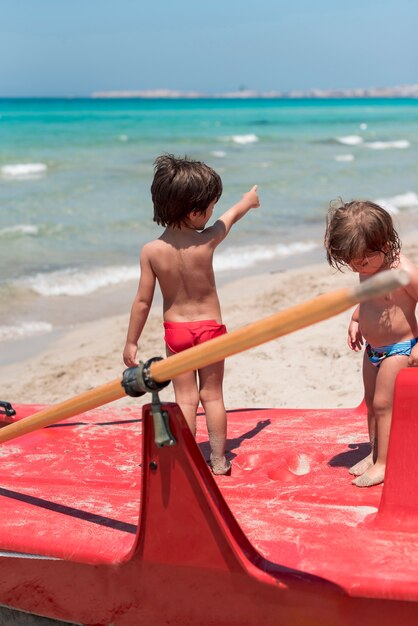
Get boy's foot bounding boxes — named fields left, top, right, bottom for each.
left=210, top=454, right=231, bottom=476
left=349, top=452, right=373, bottom=476
left=352, top=464, right=385, bottom=487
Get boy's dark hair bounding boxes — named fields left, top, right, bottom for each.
left=151, top=154, right=223, bottom=228
left=324, top=199, right=401, bottom=270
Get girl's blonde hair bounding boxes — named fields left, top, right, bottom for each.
left=324, top=199, right=401, bottom=270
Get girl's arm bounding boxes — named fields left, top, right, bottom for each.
left=123, top=246, right=156, bottom=367
left=347, top=305, right=363, bottom=351
left=403, top=257, right=418, bottom=367
left=409, top=342, right=418, bottom=367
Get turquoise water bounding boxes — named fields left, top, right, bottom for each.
left=1, top=98, right=418, bottom=340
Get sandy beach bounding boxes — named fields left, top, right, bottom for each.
left=0, top=261, right=374, bottom=411
left=2, top=235, right=418, bottom=415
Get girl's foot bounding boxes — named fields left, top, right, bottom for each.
left=210, top=454, right=231, bottom=476
left=349, top=452, right=373, bottom=476
left=352, top=463, right=385, bottom=487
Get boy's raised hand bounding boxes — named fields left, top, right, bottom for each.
left=243, top=185, right=260, bottom=209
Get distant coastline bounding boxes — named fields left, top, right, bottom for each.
left=91, top=84, right=418, bottom=99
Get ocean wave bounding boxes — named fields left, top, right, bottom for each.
left=214, top=241, right=318, bottom=271
left=13, top=242, right=319, bottom=297
left=0, top=224, right=39, bottom=238
left=336, top=135, right=364, bottom=146
left=1, top=163, right=48, bottom=178
left=21, top=265, right=140, bottom=296
left=210, top=150, right=226, bottom=158
left=364, top=140, right=410, bottom=150
left=228, top=134, right=259, bottom=145
left=334, top=154, right=354, bottom=162
left=375, top=192, right=418, bottom=214
left=0, top=321, right=52, bottom=342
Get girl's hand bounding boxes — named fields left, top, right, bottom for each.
left=123, top=342, right=139, bottom=368
left=347, top=320, right=363, bottom=351
left=408, top=343, right=418, bottom=367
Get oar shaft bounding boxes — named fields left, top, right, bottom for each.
left=0, top=380, right=124, bottom=443
left=150, top=288, right=351, bottom=381
left=150, top=268, right=409, bottom=382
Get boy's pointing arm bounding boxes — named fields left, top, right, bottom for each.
left=208, top=185, right=259, bottom=244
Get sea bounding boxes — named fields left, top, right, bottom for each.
left=1, top=97, right=418, bottom=353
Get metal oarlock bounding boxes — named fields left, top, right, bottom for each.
left=121, top=357, right=175, bottom=447
left=150, top=390, right=176, bottom=447
left=0, top=401, right=16, bottom=427
left=122, top=357, right=171, bottom=397
left=0, top=401, right=16, bottom=418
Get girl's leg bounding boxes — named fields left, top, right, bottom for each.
left=166, top=347, right=199, bottom=436
left=198, top=360, right=230, bottom=475
left=349, top=353, right=377, bottom=475
left=353, top=355, right=409, bottom=487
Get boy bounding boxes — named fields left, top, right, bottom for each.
left=123, top=155, right=259, bottom=474
left=325, top=199, right=418, bottom=487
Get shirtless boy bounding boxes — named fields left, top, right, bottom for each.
left=123, top=154, right=259, bottom=475
left=325, top=199, right=418, bottom=487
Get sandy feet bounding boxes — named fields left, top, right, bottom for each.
left=352, top=463, right=385, bottom=487
left=349, top=452, right=373, bottom=476
left=210, top=454, right=231, bottom=475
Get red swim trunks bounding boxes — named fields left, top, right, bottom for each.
left=163, top=319, right=227, bottom=354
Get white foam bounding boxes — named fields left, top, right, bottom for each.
left=214, top=241, right=318, bottom=272
left=118, top=134, right=128, bottom=142
left=364, top=140, right=410, bottom=150
left=230, top=134, right=259, bottom=145
left=336, top=135, right=364, bottom=146
left=22, top=265, right=139, bottom=296
left=360, top=123, right=368, bottom=130
left=0, top=224, right=39, bottom=237
left=335, top=154, right=354, bottom=162
left=0, top=321, right=52, bottom=342
left=211, top=150, right=226, bottom=158
left=1, top=163, right=47, bottom=178
left=14, top=242, right=319, bottom=297
left=375, top=192, right=418, bottom=215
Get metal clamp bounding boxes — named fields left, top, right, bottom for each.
left=151, top=391, right=176, bottom=447
left=122, top=356, right=170, bottom=397
left=0, top=401, right=16, bottom=417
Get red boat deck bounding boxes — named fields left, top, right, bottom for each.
left=1, top=367, right=418, bottom=610
left=0, top=404, right=142, bottom=563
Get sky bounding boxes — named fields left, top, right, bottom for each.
left=1, top=0, right=417, bottom=97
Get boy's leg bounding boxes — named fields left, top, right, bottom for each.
left=198, top=360, right=230, bottom=474
left=349, top=353, right=377, bottom=475
left=167, top=348, right=199, bottom=436
left=353, top=355, right=409, bottom=487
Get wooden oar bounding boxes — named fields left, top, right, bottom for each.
left=0, top=268, right=409, bottom=444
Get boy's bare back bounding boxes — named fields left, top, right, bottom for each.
left=142, top=226, right=223, bottom=323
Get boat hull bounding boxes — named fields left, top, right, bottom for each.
left=2, top=368, right=418, bottom=624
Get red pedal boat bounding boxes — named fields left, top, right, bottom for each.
left=1, top=367, right=418, bottom=625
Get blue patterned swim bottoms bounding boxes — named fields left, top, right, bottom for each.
left=366, top=337, right=418, bottom=367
